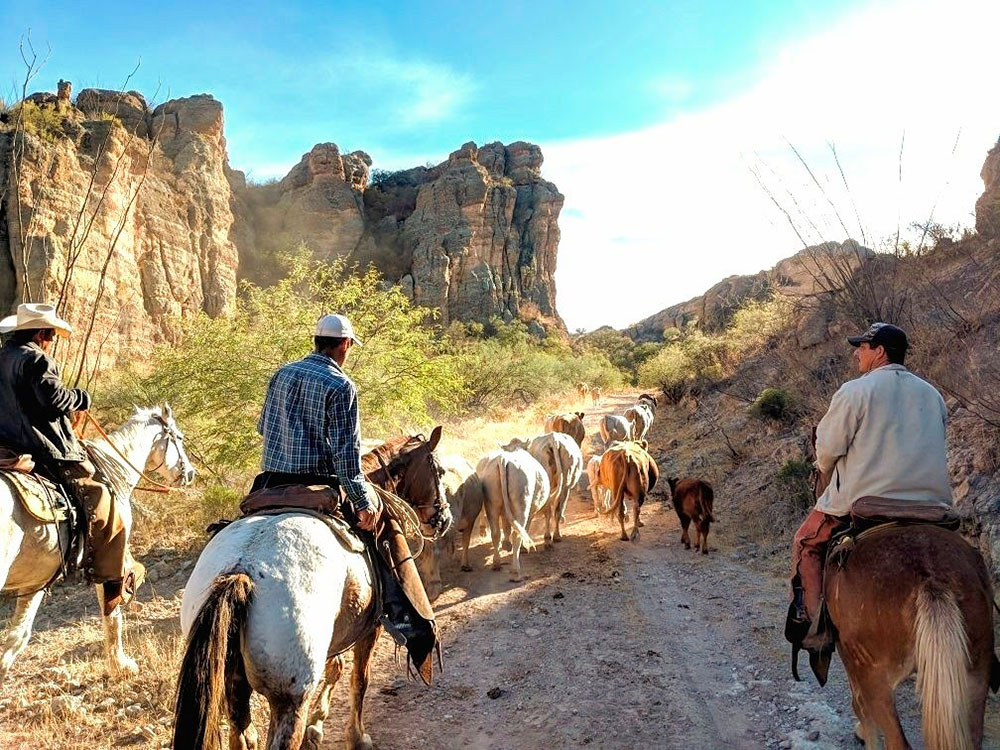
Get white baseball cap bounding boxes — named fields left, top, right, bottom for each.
left=315, top=314, right=363, bottom=345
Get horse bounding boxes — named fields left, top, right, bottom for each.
left=0, top=404, right=195, bottom=681
left=804, top=433, right=998, bottom=749
left=173, top=426, right=450, bottom=750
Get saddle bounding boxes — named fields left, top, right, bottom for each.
left=232, top=481, right=439, bottom=684
left=829, top=496, right=960, bottom=568
left=789, top=496, right=961, bottom=686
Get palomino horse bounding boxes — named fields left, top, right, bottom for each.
left=806, top=434, right=998, bottom=749
left=0, top=405, right=195, bottom=681
left=173, top=427, right=450, bottom=750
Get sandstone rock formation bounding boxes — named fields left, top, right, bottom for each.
left=0, top=88, right=238, bottom=369
left=239, top=139, right=564, bottom=329
left=1, top=82, right=566, bottom=370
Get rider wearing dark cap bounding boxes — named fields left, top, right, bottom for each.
left=789, top=323, right=952, bottom=644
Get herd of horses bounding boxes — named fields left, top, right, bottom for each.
left=1, top=394, right=998, bottom=750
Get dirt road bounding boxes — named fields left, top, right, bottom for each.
left=3, top=392, right=999, bottom=748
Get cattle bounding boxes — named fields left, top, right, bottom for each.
left=637, top=393, right=658, bottom=412
left=414, top=455, right=486, bottom=600
left=476, top=446, right=549, bottom=581
left=599, top=414, right=633, bottom=444
left=597, top=441, right=659, bottom=541
left=549, top=411, right=586, bottom=447
left=586, top=454, right=610, bottom=513
left=590, top=385, right=602, bottom=406
left=575, top=381, right=589, bottom=403
left=521, top=432, right=584, bottom=544
left=667, top=477, right=715, bottom=554
left=624, top=403, right=654, bottom=441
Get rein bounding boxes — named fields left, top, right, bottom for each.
left=84, top=412, right=179, bottom=494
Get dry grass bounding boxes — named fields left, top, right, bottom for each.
left=0, top=390, right=596, bottom=748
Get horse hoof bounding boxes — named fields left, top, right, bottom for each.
left=509, top=574, right=523, bottom=583
left=553, top=535, right=562, bottom=543
left=637, top=520, right=645, bottom=528
left=619, top=533, right=629, bottom=541
left=348, top=733, right=374, bottom=750
left=111, top=657, right=139, bottom=678
left=461, top=565, right=473, bottom=572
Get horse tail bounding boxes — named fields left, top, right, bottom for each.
left=611, top=454, right=631, bottom=516
left=498, top=459, right=534, bottom=551
left=914, top=581, right=972, bottom=750
left=172, top=572, right=254, bottom=750
left=549, top=444, right=564, bottom=511
left=599, top=417, right=610, bottom=444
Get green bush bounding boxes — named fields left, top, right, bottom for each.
left=11, top=100, right=66, bottom=142
left=775, top=458, right=815, bottom=512
left=101, top=253, right=461, bottom=471
left=749, top=387, right=797, bottom=421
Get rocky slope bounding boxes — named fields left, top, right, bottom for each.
left=0, top=83, right=565, bottom=369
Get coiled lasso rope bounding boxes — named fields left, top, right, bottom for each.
left=371, top=484, right=436, bottom=559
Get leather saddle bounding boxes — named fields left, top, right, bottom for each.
left=230, top=481, right=439, bottom=684
left=791, top=496, right=960, bottom=686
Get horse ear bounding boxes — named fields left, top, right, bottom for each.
left=427, top=425, right=442, bottom=451
left=576, top=412, right=584, bottom=420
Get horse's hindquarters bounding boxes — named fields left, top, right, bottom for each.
left=0, top=486, right=66, bottom=594
left=826, top=525, right=995, bottom=746
left=181, top=514, right=376, bottom=697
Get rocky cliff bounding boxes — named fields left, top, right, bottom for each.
left=240, top=139, right=564, bottom=329
left=0, top=86, right=238, bottom=371
left=0, top=83, right=566, bottom=368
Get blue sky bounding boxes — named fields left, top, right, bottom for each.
left=1, top=0, right=997, bottom=330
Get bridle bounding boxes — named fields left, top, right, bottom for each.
left=84, top=412, right=191, bottom=493
left=148, top=413, right=193, bottom=480
left=370, top=438, right=452, bottom=539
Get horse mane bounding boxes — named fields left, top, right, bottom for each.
left=360, top=434, right=427, bottom=475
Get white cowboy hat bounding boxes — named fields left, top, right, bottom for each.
left=0, top=303, right=73, bottom=338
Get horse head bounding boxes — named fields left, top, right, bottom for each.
left=144, top=403, right=196, bottom=486
left=367, top=425, right=452, bottom=540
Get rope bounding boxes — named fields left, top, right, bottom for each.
left=84, top=412, right=177, bottom=493
left=371, top=484, right=434, bottom=559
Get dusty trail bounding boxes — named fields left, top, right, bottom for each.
left=2, top=392, right=999, bottom=748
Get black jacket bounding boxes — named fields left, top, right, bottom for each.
left=0, top=340, right=91, bottom=462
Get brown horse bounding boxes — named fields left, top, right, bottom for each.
left=803, top=430, right=998, bottom=749
left=173, top=427, right=450, bottom=750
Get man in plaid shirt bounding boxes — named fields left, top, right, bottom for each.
left=256, top=314, right=377, bottom=531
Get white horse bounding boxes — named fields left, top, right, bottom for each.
left=0, top=404, right=195, bottom=681
left=173, top=428, right=449, bottom=750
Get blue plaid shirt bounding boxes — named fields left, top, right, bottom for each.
left=257, top=352, right=369, bottom=510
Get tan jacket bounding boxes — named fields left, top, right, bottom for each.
left=815, top=364, right=951, bottom=517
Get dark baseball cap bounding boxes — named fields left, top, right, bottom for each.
left=847, top=322, right=908, bottom=352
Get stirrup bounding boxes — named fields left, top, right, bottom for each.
left=379, top=614, right=409, bottom=647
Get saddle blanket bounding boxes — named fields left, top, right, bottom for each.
left=0, top=470, right=70, bottom=523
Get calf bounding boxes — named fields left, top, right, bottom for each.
left=586, top=454, right=610, bottom=513
left=667, top=477, right=715, bottom=554
left=590, top=385, right=602, bottom=406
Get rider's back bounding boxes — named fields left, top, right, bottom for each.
left=816, top=364, right=951, bottom=516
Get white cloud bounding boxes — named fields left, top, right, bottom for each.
left=320, top=54, right=475, bottom=128
left=546, top=0, right=1000, bottom=331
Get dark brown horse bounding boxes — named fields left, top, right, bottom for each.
left=805, top=430, right=998, bottom=749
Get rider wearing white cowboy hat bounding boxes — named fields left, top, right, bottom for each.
left=0, top=302, right=144, bottom=614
